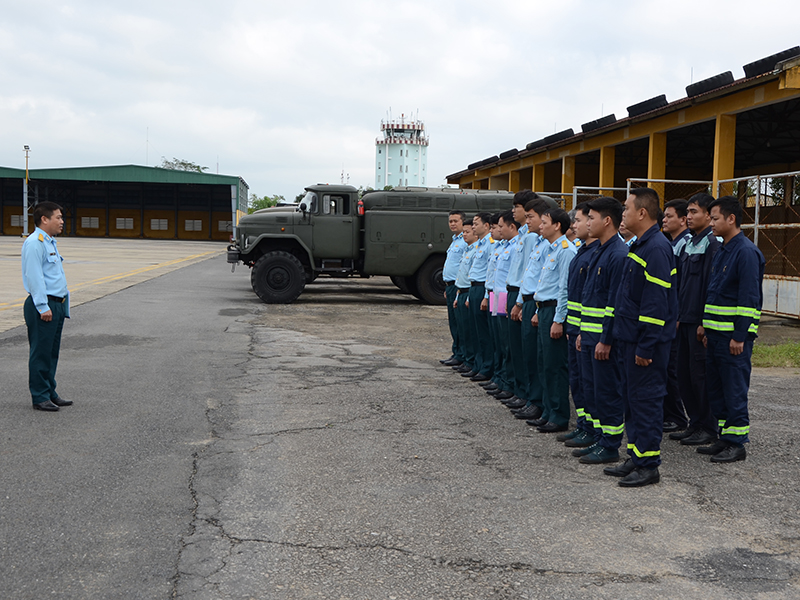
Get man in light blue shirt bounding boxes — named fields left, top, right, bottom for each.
left=21, top=202, right=73, bottom=412
left=453, top=220, right=479, bottom=375
left=466, top=213, right=494, bottom=381
left=531, top=208, right=577, bottom=432
left=440, top=210, right=467, bottom=366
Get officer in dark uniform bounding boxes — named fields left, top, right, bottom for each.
left=698, top=196, right=765, bottom=463
left=606, top=188, right=677, bottom=487
left=21, top=201, right=73, bottom=412
left=670, top=193, right=721, bottom=446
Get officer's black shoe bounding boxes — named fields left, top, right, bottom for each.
left=572, top=442, right=598, bottom=457
left=618, top=467, right=660, bottom=487
left=696, top=440, right=728, bottom=455
left=710, top=444, right=746, bottom=463
left=526, top=416, right=548, bottom=427
left=516, top=406, right=543, bottom=421
left=604, top=458, right=635, bottom=477
left=579, top=445, right=619, bottom=463
left=680, top=430, right=717, bottom=446
left=662, top=421, right=680, bottom=433
left=460, top=370, right=477, bottom=378
left=51, top=396, right=73, bottom=407
left=564, top=430, right=595, bottom=448
left=33, top=400, right=59, bottom=412
left=556, top=428, right=581, bottom=442
left=479, top=381, right=496, bottom=389
left=442, top=358, right=462, bottom=367
left=537, top=422, right=568, bottom=433
left=668, top=427, right=696, bottom=441
left=439, top=356, right=455, bottom=364
left=470, top=373, right=490, bottom=382
left=486, top=387, right=502, bottom=396
left=454, top=364, right=471, bottom=372
left=505, top=397, right=527, bottom=409
left=494, top=391, right=514, bottom=400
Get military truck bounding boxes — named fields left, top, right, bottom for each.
left=227, top=184, right=515, bottom=305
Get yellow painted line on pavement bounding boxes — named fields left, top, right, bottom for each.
left=0, top=250, right=218, bottom=312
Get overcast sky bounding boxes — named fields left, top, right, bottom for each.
left=1, top=1, right=798, bottom=201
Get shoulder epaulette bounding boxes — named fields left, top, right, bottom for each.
left=38, top=233, right=44, bottom=242
left=575, top=239, right=581, bottom=247
left=561, top=240, right=569, bottom=248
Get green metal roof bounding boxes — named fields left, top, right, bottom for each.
left=0, top=164, right=247, bottom=187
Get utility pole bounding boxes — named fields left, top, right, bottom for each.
left=23, top=145, right=30, bottom=236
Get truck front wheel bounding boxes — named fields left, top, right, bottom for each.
left=251, top=251, right=306, bottom=304
left=414, top=255, right=447, bottom=305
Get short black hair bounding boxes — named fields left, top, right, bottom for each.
left=490, top=212, right=502, bottom=225
left=576, top=200, right=592, bottom=217
left=708, top=196, right=743, bottom=228
left=523, top=198, right=549, bottom=215
left=664, top=198, right=688, bottom=219
left=33, top=201, right=63, bottom=227
left=513, top=189, right=537, bottom=207
left=474, top=212, right=492, bottom=225
left=586, top=197, right=623, bottom=229
left=542, top=208, right=571, bottom=235
left=688, top=192, right=715, bottom=212
left=448, top=210, right=466, bottom=223
left=462, top=217, right=474, bottom=227
left=498, top=210, right=519, bottom=229
left=630, top=187, right=661, bottom=220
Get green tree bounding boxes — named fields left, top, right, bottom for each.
left=248, top=194, right=285, bottom=213
left=158, top=157, right=209, bottom=172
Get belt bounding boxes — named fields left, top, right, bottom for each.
left=470, top=281, right=485, bottom=287
left=47, top=295, right=66, bottom=303
left=444, top=280, right=455, bottom=286
left=522, top=294, right=534, bottom=302
left=507, top=286, right=520, bottom=293
left=536, top=299, right=558, bottom=308
left=457, top=287, right=469, bottom=293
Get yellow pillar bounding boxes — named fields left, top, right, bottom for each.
left=532, top=163, right=546, bottom=192
left=647, top=132, right=667, bottom=202
left=509, top=170, right=521, bottom=193
left=713, top=114, right=737, bottom=197
left=599, top=146, right=616, bottom=195
left=561, top=156, right=575, bottom=210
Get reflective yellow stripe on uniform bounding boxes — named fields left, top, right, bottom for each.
left=639, top=315, right=666, bottom=327
left=718, top=419, right=726, bottom=428
left=566, top=316, right=581, bottom=327
left=722, top=425, right=750, bottom=436
left=581, top=306, right=605, bottom=317
left=604, top=306, right=614, bottom=317
left=703, top=319, right=735, bottom=332
left=580, top=322, right=603, bottom=333
left=627, top=443, right=661, bottom=458
left=576, top=408, right=586, bottom=417
left=628, top=252, right=671, bottom=288
left=600, top=423, right=624, bottom=436
left=567, top=301, right=583, bottom=312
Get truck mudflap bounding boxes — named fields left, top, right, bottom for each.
left=227, top=244, right=241, bottom=264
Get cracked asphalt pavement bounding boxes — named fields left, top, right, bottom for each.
left=1, top=253, right=799, bottom=599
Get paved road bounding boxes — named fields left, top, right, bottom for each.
left=1, top=255, right=799, bottom=599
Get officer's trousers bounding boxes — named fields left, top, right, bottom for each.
left=619, top=340, right=669, bottom=469
left=24, top=295, right=66, bottom=405
left=496, top=312, right=513, bottom=391
left=580, top=340, right=624, bottom=449
left=468, top=284, right=493, bottom=377
left=536, top=305, right=569, bottom=427
left=506, top=289, right=526, bottom=398
left=445, top=283, right=462, bottom=362
left=567, top=333, right=589, bottom=433
left=706, top=333, right=752, bottom=445
left=489, top=312, right=510, bottom=391
left=663, top=336, right=688, bottom=428
left=520, top=300, right=542, bottom=408
left=676, top=323, right=717, bottom=434
left=455, top=291, right=475, bottom=370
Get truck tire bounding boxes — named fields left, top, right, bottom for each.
left=414, top=255, right=447, bottom=305
left=251, top=251, right=306, bottom=304
left=391, top=276, right=410, bottom=294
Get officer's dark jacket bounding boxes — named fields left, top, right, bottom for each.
left=566, top=240, right=597, bottom=336
left=611, top=224, right=677, bottom=359
left=580, top=235, right=628, bottom=345
left=703, top=231, right=765, bottom=342
left=676, top=226, right=720, bottom=324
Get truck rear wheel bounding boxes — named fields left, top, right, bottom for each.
left=414, top=255, right=447, bottom=305
left=251, top=251, right=306, bottom=304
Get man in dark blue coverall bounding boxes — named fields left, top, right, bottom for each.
left=606, top=188, right=677, bottom=487
left=698, top=196, right=765, bottom=463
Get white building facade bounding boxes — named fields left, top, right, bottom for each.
left=375, top=116, right=429, bottom=189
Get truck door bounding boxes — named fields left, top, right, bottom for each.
left=311, top=193, right=358, bottom=259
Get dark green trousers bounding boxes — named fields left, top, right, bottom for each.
left=536, top=305, right=570, bottom=427
left=506, top=290, right=525, bottom=398
left=455, top=291, right=475, bottom=370
left=520, top=300, right=542, bottom=408
left=24, top=296, right=66, bottom=405
left=445, top=284, right=463, bottom=361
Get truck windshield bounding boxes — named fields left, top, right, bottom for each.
left=302, top=191, right=318, bottom=213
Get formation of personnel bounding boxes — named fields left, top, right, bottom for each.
left=440, top=188, right=765, bottom=487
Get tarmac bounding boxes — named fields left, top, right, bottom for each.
left=1, top=236, right=799, bottom=599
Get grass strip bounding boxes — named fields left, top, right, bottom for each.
left=752, top=341, right=800, bottom=368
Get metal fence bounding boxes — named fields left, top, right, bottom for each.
left=718, top=170, right=800, bottom=319
left=628, top=178, right=713, bottom=204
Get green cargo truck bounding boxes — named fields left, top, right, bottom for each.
left=227, top=184, right=516, bottom=304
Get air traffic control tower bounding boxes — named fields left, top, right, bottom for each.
left=375, top=115, right=429, bottom=189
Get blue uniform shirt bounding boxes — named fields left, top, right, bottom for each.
left=505, top=224, right=529, bottom=289
left=21, top=227, right=69, bottom=315
left=580, top=235, right=628, bottom=345
left=676, top=226, right=720, bottom=324
left=534, top=235, right=577, bottom=323
left=517, top=234, right=548, bottom=302
left=670, top=228, right=692, bottom=256
left=468, top=235, right=493, bottom=282
left=492, top=239, right=514, bottom=295
left=610, top=224, right=677, bottom=359
left=455, top=242, right=477, bottom=289
left=443, top=233, right=467, bottom=282
left=703, top=231, right=765, bottom=342
left=484, top=239, right=504, bottom=296
left=566, top=239, right=598, bottom=335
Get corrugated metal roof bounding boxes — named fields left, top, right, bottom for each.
left=0, top=164, right=246, bottom=187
